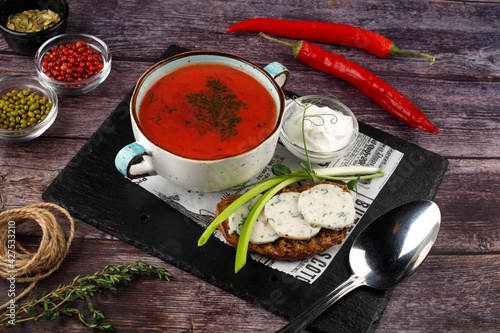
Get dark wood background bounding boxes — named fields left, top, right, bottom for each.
left=1, top=0, right=499, bottom=332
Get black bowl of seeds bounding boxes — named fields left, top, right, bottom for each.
left=0, top=0, right=69, bottom=55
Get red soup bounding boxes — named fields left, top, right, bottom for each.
left=138, top=63, right=278, bottom=160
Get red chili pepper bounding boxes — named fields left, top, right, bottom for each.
left=260, top=33, right=439, bottom=134
left=228, top=18, right=434, bottom=65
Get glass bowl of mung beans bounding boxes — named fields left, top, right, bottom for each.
left=0, top=75, right=58, bottom=142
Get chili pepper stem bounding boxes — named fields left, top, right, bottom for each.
left=391, top=45, right=435, bottom=65
left=259, top=32, right=303, bottom=58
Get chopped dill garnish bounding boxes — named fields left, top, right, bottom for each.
left=186, top=77, right=247, bottom=141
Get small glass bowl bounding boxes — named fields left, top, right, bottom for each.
left=0, top=0, right=69, bottom=56
left=280, top=95, right=359, bottom=164
left=34, top=33, right=112, bottom=95
left=0, top=75, right=58, bottom=142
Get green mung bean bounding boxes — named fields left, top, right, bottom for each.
left=0, top=89, right=52, bottom=130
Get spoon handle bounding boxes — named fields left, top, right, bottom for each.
left=275, top=274, right=365, bottom=333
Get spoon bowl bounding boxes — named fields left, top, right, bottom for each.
left=276, top=200, right=441, bottom=333
left=351, top=200, right=441, bottom=289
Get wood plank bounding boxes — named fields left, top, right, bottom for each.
left=432, top=158, right=500, bottom=253
left=377, top=254, right=500, bottom=332
left=3, top=0, right=498, bottom=78
left=0, top=237, right=498, bottom=332
left=0, top=238, right=289, bottom=332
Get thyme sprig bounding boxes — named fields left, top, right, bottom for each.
left=0, top=261, right=173, bottom=331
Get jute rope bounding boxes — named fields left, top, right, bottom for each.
left=0, top=203, right=74, bottom=311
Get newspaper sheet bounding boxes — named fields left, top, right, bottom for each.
left=131, top=132, right=403, bottom=284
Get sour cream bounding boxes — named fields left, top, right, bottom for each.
left=284, top=103, right=354, bottom=152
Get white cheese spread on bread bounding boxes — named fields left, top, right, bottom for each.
left=298, top=183, right=355, bottom=230
left=228, top=195, right=279, bottom=244
left=265, top=192, right=321, bottom=240
left=227, top=183, right=355, bottom=245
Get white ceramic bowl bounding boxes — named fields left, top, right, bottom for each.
left=34, top=33, right=111, bottom=95
left=280, top=95, right=358, bottom=164
left=0, top=75, right=58, bottom=142
left=116, top=51, right=290, bottom=192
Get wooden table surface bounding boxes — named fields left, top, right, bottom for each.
left=1, top=0, right=499, bottom=332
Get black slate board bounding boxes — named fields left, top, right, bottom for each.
left=43, top=45, right=449, bottom=333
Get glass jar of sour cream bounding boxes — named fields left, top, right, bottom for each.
left=280, top=95, right=359, bottom=164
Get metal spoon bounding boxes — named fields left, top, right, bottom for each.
left=276, top=200, right=441, bottom=333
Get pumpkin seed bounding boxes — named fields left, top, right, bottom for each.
left=6, top=9, right=60, bottom=33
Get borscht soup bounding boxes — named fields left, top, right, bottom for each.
left=137, top=63, right=278, bottom=160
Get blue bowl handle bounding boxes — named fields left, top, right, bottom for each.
left=263, top=62, right=290, bottom=88
left=115, top=142, right=156, bottom=179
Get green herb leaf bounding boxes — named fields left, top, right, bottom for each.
left=299, top=160, right=318, bottom=182
left=346, top=176, right=361, bottom=191
left=272, top=163, right=291, bottom=176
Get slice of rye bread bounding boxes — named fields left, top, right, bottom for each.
left=216, top=181, right=351, bottom=261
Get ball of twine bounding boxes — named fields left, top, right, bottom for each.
left=0, top=203, right=74, bottom=311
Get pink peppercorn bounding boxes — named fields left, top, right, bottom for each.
left=42, top=41, right=104, bottom=83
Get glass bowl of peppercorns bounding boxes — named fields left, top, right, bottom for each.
left=34, top=33, right=111, bottom=95
left=0, top=75, right=58, bottom=142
